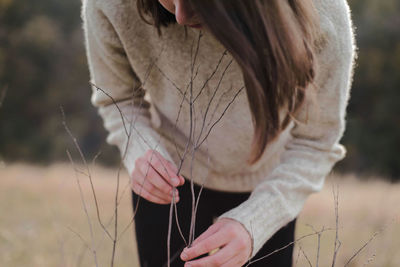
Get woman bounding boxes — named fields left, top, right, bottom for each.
left=82, top=0, right=355, bottom=266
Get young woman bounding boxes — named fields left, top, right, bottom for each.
left=82, top=0, right=355, bottom=266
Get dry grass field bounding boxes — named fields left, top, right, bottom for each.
left=0, top=163, right=399, bottom=267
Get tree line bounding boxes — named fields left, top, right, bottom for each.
left=0, top=0, right=399, bottom=180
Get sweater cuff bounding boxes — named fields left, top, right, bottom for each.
left=119, top=124, right=174, bottom=177
left=218, top=186, right=300, bottom=258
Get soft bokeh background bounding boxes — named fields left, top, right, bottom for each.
left=0, top=0, right=399, bottom=266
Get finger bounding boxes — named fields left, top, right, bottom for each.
left=220, top=238, right=251, bottom=267
left=184, top=242, right=237, bottom=267
left=167, top=160, right=185, bottom=185
left=133, top=162, right=181, bottom=202
left=181, top=227, right=229, bottom=261
left=191, top=222, right=222, bottom=247
left=178, top=173, right=185, bottom=185
left=133, top=172, right=177, bottom=202
left=145, top=150, right=184, bottom=186
left=136, top=157, right=174, bottom=195
left=131, top=180, right=173, bottom=205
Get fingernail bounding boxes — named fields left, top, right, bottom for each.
left=172, top=177, right=180, bottom=186
left=181, top=251, right=187, bottom=261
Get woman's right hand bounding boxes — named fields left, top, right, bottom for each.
left=131, top=149, right=185, bottom=204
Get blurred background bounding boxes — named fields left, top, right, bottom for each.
left=1, top=0, right=400, bottom=180
left=0, top=0, right=399, bottom=266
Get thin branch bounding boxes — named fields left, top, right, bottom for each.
left=206, top=84, right=236, bottom=129
left=66, top=151, right=99, bottom=267
left=90, top=83, right=129, bottom=138
left=142, top=44, right=166, bottom=88
left=154, top=64, right=189, bottom=102
left=196, top=86, right=244, bottom=149
left=109, top=100, right=141, bottom=265
left=61, top=106, right=113, bottom=241
left=65, top=225, right=91, bottom=252
left=188, top=33, right=200, bottom=247
left=293, top=247, right=302, bottom=267
left=193, top=50, right=228, bottom=103
left=344, top=232, right=380, bottom=267
left=69, top=44, right=172, bottom=266
left=306, top=224, right=324, bottom=267
left=195, top=59, right=233, bottom=146
left=172, top=79, right=191, bottom=161
left=316, top=227, right=323, bottom=267
left=110, top=161, right=123, bottom=267
left=331, top=183, right=341, bottom=267
left=91, top=151, right=102, bottom=167
left=246, top=228, right=333, bottom=266
left=299, top=245, right=313, bottom=267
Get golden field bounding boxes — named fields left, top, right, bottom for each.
left=0, top=163, right=399, bottom=267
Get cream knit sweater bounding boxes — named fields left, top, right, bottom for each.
left=82, top=0, right=355, bottom=258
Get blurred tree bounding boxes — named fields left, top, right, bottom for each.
left=0, top=0, right=399, bottom=179
left=337, top=0, right=400, bottom=180
left=0, top=0, right=119, bottom=165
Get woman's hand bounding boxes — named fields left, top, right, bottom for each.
left=131, top=149, right=185, bottom=204
left=180, top=218, right=252, bottom=267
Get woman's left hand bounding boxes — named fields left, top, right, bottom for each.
left=180, top=218, right=252, bottom=267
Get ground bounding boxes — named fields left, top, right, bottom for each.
left=0, top=164, right=399, bottom=266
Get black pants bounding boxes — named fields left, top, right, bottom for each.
left=132, top=180, right=296, bottom=267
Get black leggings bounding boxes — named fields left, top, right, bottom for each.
left=132, top=180, right=296, bottom=267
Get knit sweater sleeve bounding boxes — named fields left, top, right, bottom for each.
left=82, top=0, right=173, bottom=176
left=219, top=2, right=356, bottom=258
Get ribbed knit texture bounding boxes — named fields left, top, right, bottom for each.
left=82, top=0, right=355, bottom=258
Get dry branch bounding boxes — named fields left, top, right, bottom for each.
left=246, top=228, right=333, bottom=266
left=66, top=150, right=99, bottom=267
left=344, top=231, right=380, bottom=267
left=331, top=183, right=342, bottom=267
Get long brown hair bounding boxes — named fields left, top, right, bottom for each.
left=137, top=0, right=320, bottom=164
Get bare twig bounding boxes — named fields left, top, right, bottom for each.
left=63, top=103, right=128, bottom=266
left=344, top=231, right=380, bottom=267
left=331, top=183, right=341, bottom=267
left=196, top=86, right=245, bottom=149
left=154, top=64, right=189, bottom=102
left=90, top=83, right=129, bottom=137
left=172, top=77, right=191, bottom=161
left=299, top=245, right=313, bottom=267
left=61, top=106, right=113, bottom=241
left=65, top=225, right=91, bottom=252
left=193, top=50, right=228, bottom=102
left=306, top=224, right=324, bottom=267
left=246, top=228, right=333, bottom=266
left=142, top=45, right=166, bottom=88
left=293, top=247, right=302, bottom=267
left=195, top=59, right=233, bottom=146
left=66, top=151, right=99, bottom=267
left=316, top=227, right=323, bottom=267
left=206, top=84, right=236, bottom=128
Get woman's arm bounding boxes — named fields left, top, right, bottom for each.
left=217, top=1, right=356, bottom=258
left=82, top=0, right=184, bottom=200
left=180, top=2, right=356, bottom=264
